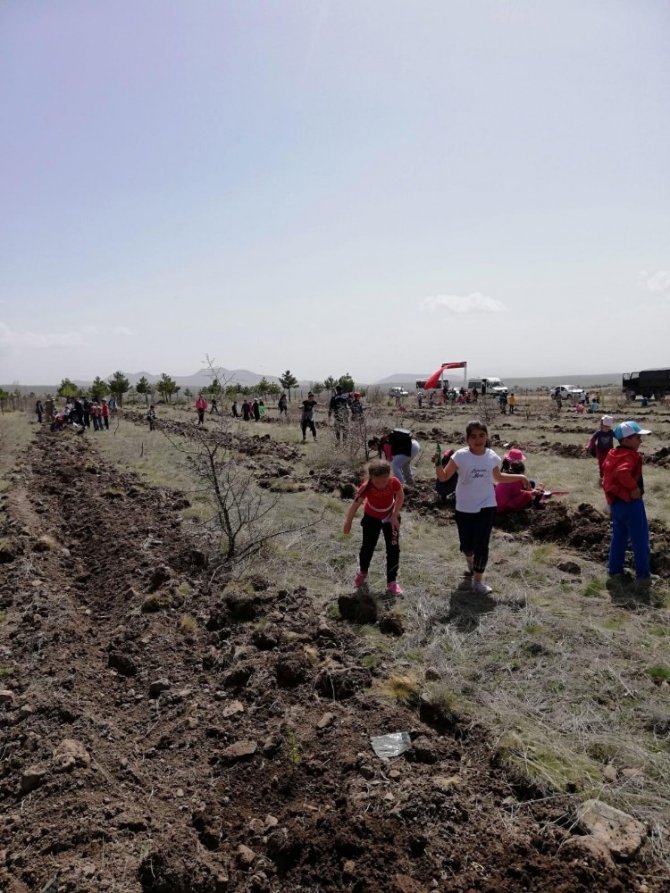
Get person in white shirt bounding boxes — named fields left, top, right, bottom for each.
left=436, top=420, right=530, bottom=595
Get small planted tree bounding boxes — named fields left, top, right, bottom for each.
left=156, top=373, right=177, bottom=404
left=257, top=377, right=271, bottom=397
left=279, top=370, right=299, bottom=401
left=58, top=378, right=80, bottom=399
left=167, top=425, right=322, bottom=569
left=323, top=376, right=336, bottom=392
left=90, top=376, right=108, bottom=401
left=337, top=373, right=355, bottom=393
left=136, top=376, right=152, bottom=405
left=108, top=371, right=130, bottom=406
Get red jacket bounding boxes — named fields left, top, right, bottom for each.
left=602, top=447, right=643, bottom=505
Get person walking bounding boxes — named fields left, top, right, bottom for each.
left=232, top=400, right=240, bottom=418
left=300, top=392, right=318, bottom=442
left=508, top=393, right=517, bottom=414
left=278, top=393, right=288, bottom=418
left=209, top=398, right=219, bottom=415
left=146, top=404, right=156, bottom=431
left=343, top=458, right=405, bottom=598
left=101, top=399, right=110, bottom=430
left=35, top=400, right=44, bottom=423
left=90, top=401, right=102, bottom=431
left=602, top=420, right=652, bottom=590
left=436, top=420, right=530, bottom=594
left=252, top=399, right=261, bottom=421
left=328, top=386, right=350, bottom=444
left=241, top=399, right=251, bottom=421
left=195, top=394, right=208, bottom=426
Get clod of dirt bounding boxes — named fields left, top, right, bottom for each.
left=251, top=628, right=279, bottom=650
left=148, top=565, right=172, bottom=592
left=108, top=651, right=139, bottom=677
left=32, top=535, right=57, bottom=552
left=52, top=738, right=91, bottom=771
left=0, top=538, right=19, bottom=563
left=378, top=611, right=405, bottom=637
left=220, top=739, right=258, bottom=763
left=20, top=764, right=48, bottom=793
left=315, top=666, right=372, bottom=700
left=149, top=679, right=171, bottom=699
left=138, top=843, right=228, bottom=893
left=338, top=592, right=378, bottom=624
left=557, top=561, right=581, bottom=575
left=225, top=592, right=261, bottom=621
left=275, top=656, right=311, bottom=687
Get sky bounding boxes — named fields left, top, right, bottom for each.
left=1, top=0, right=669, bottom=385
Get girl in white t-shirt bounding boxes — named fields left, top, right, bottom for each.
left=436, top=420, right=530, bottom=594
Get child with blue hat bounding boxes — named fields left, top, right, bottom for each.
left=601, top=420, right=652, bottom=588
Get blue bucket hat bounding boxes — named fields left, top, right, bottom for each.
left=613, top=420, right=651, bottom=441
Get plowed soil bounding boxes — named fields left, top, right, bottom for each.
left=0, top=427, right=667, bottom=892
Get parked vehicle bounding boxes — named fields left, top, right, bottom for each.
left=468, top=377, right=508, bottom=396
left=551, top=385, right=587, bottom=403
left=622, top=368, right=670, bottom=400
left=388, top=386, right=409, bottom=398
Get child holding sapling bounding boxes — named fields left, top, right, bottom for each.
left=436, top=420, right=530, bottom=594
left=343, top=459, right=404, bottom=598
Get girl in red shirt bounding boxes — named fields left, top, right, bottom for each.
left=343, top=459, right=404, bottom=597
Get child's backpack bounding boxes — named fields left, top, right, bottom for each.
left=389, top=428, right=412, bottom=456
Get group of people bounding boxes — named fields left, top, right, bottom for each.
left=38, top=396, right=117, bottom=432
left=344, top=414, right=655, bottom=600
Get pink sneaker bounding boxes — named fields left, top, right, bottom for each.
left=386, top=581, right=403, bottom=596
left=353, top=571, right=368, bottom=590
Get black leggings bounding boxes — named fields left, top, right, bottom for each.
left=301, top=419, right=316, bottom=439
left=455, top=508, right=496, bottom=574
left=359, top=513, right=400, bottom=582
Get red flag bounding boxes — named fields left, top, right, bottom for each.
left=423, top=362, right=467, bottom=390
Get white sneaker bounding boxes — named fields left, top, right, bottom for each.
left=472, top=581, right=493, bottom=595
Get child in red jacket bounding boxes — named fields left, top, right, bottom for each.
left=343, top=459, right=404, bottom=598
left=602, top=420, right=652, bottom=584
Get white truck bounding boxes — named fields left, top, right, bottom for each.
left=550, top=385, right=587, bottom=403
left=468, top=377, right=508, bottom=396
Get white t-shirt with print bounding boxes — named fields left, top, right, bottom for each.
left=451, top=447, right=501, bottom=513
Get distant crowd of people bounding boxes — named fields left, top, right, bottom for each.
left=37, top=396, right=118, bottom=432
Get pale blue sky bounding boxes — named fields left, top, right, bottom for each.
left=1, top=0, right=669, bottom=384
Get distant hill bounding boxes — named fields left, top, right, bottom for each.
left=115, top=368, right=283, bottom=389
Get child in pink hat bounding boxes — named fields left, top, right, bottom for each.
left=495, top=448, right=539, bottom=513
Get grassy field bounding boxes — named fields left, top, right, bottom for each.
left=7, top=400, right=670, bottom=866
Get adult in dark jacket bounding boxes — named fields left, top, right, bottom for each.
left=328, top=386, right=350, bottom=443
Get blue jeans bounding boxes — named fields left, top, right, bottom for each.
left=608, top=499, right=650, bottom=579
